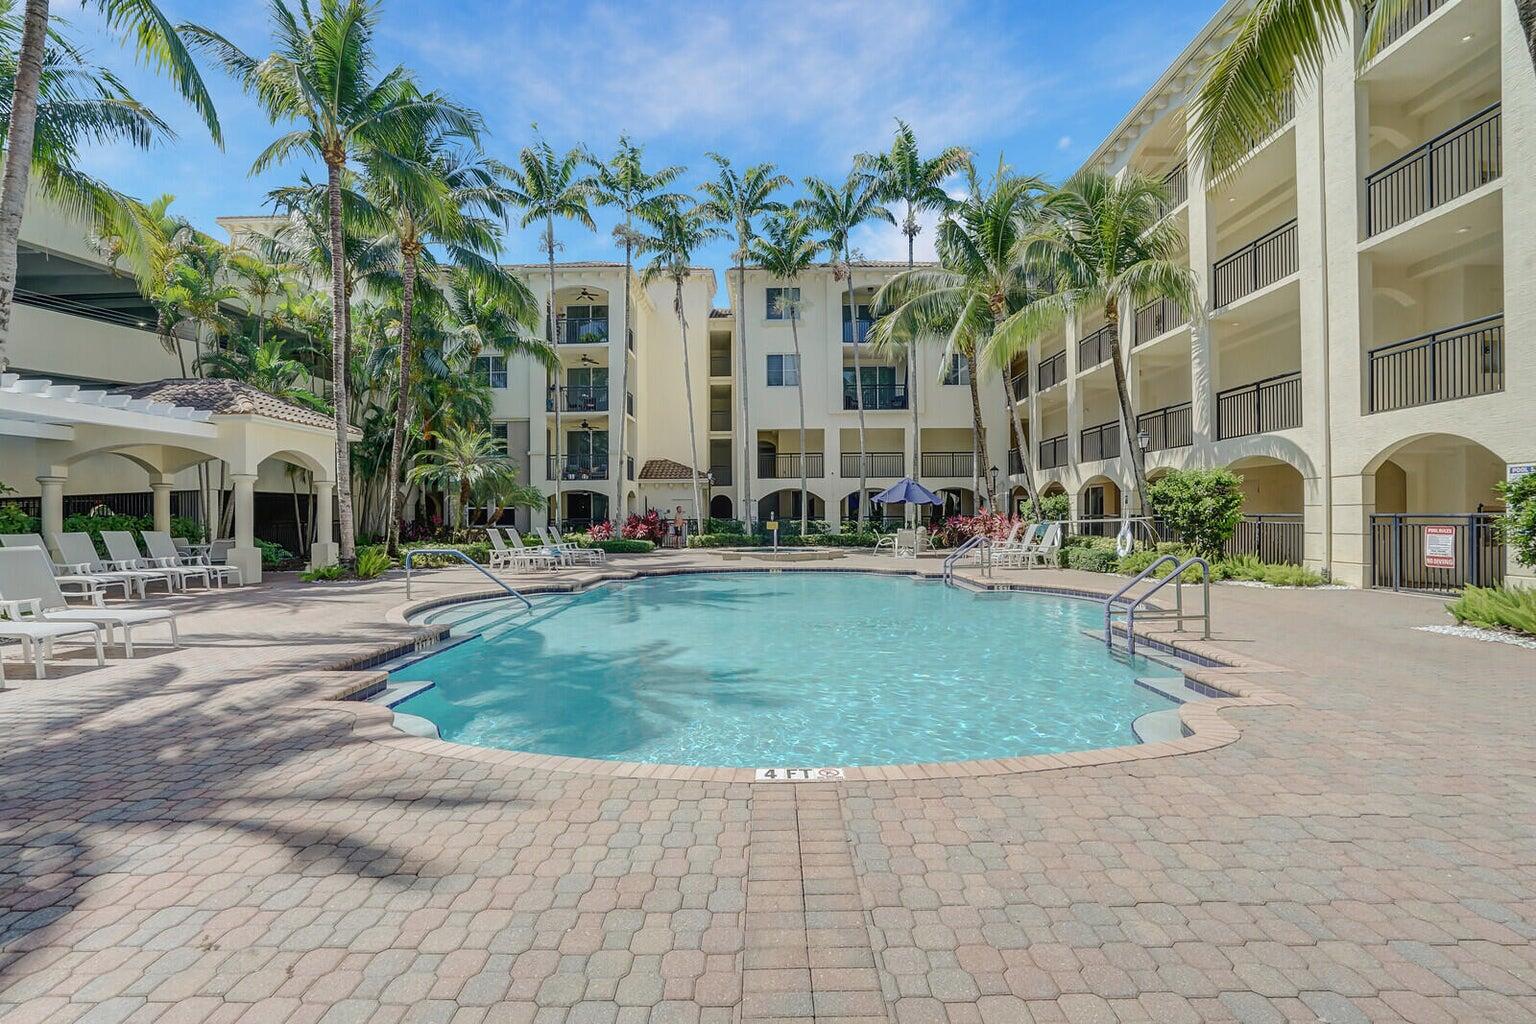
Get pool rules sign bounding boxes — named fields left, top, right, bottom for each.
left=1423, top=525, right=1457, bottom=570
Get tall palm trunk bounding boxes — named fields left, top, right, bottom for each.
left=1001, top=364, right=1041, bottom=520
left=1104, top=299, right=1147, bottom=513
left=965, top=348, right=991, bottom=509
left=324, top=157, right=356, bottom=562
left=845, top=254, right=868, bottom=530
left=613, top=231, right=632, bottom=521
left=384, top=244, right=417, bottom=555
left=545, top=214, right=562, bottom=529
left=290, top=469, right=308, bottom=557
left=674, top=280, right=704, bottom=529
left=0, top=0, right=48, bottom=370
left=906, top=208, right=920, bottom=485
left=735, top=260, right=753, bottom=527
left=790, top=307, right=808, bottom=535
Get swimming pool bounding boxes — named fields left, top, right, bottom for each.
left=391, top=572, right=1183, bottom=767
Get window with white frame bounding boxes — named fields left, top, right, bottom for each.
left=942, top=354, right=971, bottom=386
left=474, top=354, right=507, bottom=388
left=766, top=286, right=801, bottom=320
left=491, top=421, right=509, bottom=454
left=766, top=353, right=800, bottom=386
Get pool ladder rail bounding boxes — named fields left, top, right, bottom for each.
left=942, top=535, right=994, bottom=587
left=1103, top=555, right=1211, bottom=656
left=403, top=547, right=534, bottom=612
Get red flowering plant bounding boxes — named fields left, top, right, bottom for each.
left=929, top=512, right=1024, bottom=549
left=586, top=520, right=614, bottom=541
left=621, top=510, right=666, bottom=542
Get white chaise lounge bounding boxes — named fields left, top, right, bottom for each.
left=54, top=532, right=172, bottom=597
left=0, top=547, right=179, bottom=657
left=102, top=531, right=211, bottom=591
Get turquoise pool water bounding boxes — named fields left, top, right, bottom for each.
left=392, top=572, right=1177, bottom=767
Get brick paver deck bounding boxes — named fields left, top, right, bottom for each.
left=1, top=552, right=1532, bottom=1023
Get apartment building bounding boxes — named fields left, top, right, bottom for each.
left=1020, top=0, right=1533, bottom=590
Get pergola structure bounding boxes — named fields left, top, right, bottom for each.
left=0, top=375, right=351, bottom=583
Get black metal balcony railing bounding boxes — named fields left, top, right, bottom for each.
left=547, top=455, right=610, bottom=480
left=1367, top=314, right=1504, bottom=414
left=843, top=318, right=875, bottom=343
left=1159, top=162, right=1188, bottom=217
left=1009, top=370, right=1029, bottom=399
left=1365, top=104, right=1501, bottom=237
left=1240, top=89, right=1296, bottom=153
left=1134, top=297, right=1187, bottom=346
left=626, top=456, right=635, bottom=481
left=1037, top=350, right=1067, bottom=391
left=558, top=316, right=609, bottom=345
left=840, top=452, right=905, bottom=478
left=1216, top=371, right=1302, bottom=440
left=709, top=409, right=731, bottom=431
left=843, top=383, right=909, bottom=411
left=547, top=385, right=609, bottom=412
left=1038, top=434, right=1068, bottom=470
left=1365, top=0, right=1449, bottom=50
left=759, top=452, right=825, bottom=479
left=1008, top=450, right=1024, bottom=475
left=921, top=452, right=974, bottom=478
left=1080, top=420, right=1121, bottom=462
left=1077, top=324, right=1116, bottom=371
left=709, top=466, right=732, bottom=486
left=709, top=354, right=731, bottom=377
left=1212, top=219, right=1299, bottom=307
left=1136, top=401, right=1193, bottom=452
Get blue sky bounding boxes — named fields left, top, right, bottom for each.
left=71, top=0, right=1221, bottom=280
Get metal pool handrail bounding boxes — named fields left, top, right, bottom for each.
left=942, top=535, right=991, bottom=587
left=404, top=548, right=533, bottom=610
left=1104, top=556, right=1210, bottom=655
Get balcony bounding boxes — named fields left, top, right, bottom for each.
left=1038, top=434, right=1068, bottom=470
left=1159, top=162, right=1188, bottom=217
left=709, top=409, right=731, bottom=431
left=843, top=383, right=909, bottom=411
left=843, top=318, right=875, bottom=344
left=921, top=451, right=974, bottom=478
left=1136, top=401, right=1193, bottom=451
left=709, top=466, right=733, bottom=486
left=1077, top=324, right=1116, bottom=371
left=1037, top=350, right=1067, bottom=391
left=1365, top=104, right=1501, bottom=237
left=1009, top=369, right=1029, bottom=399
left=840, top=451, right=905, bottom=477
left=1080, top=420, right=1121, bottom=462
left=1365, top=0, right=1449, bottom=49
left=1212, top=219, right=1298, bottom=307
left=557, top=315, right=609, bottom=345
left=709, top=353, right=731, bottom=377
left=547, top=455, right=610, bottom=480
left=546, top=385, right=609, bottom=413
left=1216, top=371, right=1302, bottom=440
left=1134, top=297, right=1186, bottom=346
left=759, top=452, right=826, bottom=479
left=1240, top=89, right=1295, bottom=154
left=1367, top=314, right=1503, bottom=414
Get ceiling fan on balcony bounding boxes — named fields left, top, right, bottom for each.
left=576, top=287, right=600, bottom=302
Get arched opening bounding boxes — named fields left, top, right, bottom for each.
left=1078, top=476, right=1121, bottom=536
left=936, top=487, right=976, bottom=519
left=709, top=494, right=734, bottom=521
left=1225, top=455, right=1306, bottom=565
left=560, top=489, right=610, bottom=533
left=1366, top=434, right=1506, bottom=591
left=840, top=489, right=887, bottom=528
left=760, top=488, right=824, bottom=526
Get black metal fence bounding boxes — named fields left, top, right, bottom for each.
left=921, top=451, right=974, bottom=478
left=1077, top=324, right=1116, bottom=370
left=2, top=489, right=201, bottom=520
left=1079, top=421, right=1121, bottom=462
left=1365, top=104, right=1500, bottom=236
left=1226, top=514, right=1305, bottom=566
left=1039, top=434, right=1068, bottom=470
left=840, top=452, right=905, bottom=477
left=759, top=453, right=825, bottom=479
left=1137, top=402, right=1193, bottom=451
left=547, top=456, right=610, bottom=480
left=1159, top=162, right=1188, bottom=217
left=558, top=316, right=609, bottom=345
left=843, top=383, right=909, bottom=410
left=1216, top=371, right=1302, bottom=439
left=1212, top=219, right=1298, bottom=307
left=1367, top=314, right=1503, bottom=413
left=1370, top=513, right=1504, bottom=593
left=1135, top=297, right=1186, bottom=346
left=1037, top=350, right=1067, bottom=390
left=1365, top=0, right=1448, bottom=48
left=548, top=385, right=609, bottom=412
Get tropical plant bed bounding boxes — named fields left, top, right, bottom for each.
left=1412, top=624, right=1536, bottom=650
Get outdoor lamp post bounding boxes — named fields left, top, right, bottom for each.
left=1136, top=428, right=1151, bottom=452
left=988, top=464, right=999, bottom=506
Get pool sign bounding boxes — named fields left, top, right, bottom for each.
left=1509, top=463, right=1535, bottom=483
left=1423, top=525, right=1457, bottom=569
left=755, top=767, right=846, bottom=782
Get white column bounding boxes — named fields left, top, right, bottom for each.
left=227, top=473, right=261, bottom=585
left=36, top=474, right=66, bottom=540
left=149, top=479, right=174, bottom=534
left=310, top=479, right=338, bottom=569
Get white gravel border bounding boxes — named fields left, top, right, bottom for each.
left=1413, top=624, right=1536, bottom=650
left=1219, top=580, right=1351, bottom=591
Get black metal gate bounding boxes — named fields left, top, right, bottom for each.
left=1369, top=513, right=1503, bottom=593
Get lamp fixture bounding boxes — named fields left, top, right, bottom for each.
left=1136, top=428, right=1151, bottom=452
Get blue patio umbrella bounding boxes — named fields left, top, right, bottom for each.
left=873, top=478, right=944, bottom=506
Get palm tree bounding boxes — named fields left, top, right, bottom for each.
left=698, top=155, right=790, bottom=528
left=227, top=250, right=292, bottom=348
left=186, top=0, right=475, bottom=564
left=637, top=198, right=722, bottom=528
left=201, top=335, right=330, bottom=412
left=506, top=138, right=594, bottom=527
left=1192, top=1, right=1534, bottom=179
left=91, top=192, right=199, bottom=373
left=585, top=136, right=685, bottom=521
left=872, top=167, right=1048, bottom=517
left=0, top=0, right=218, bottom=371
left=858, top=120, right=971, bottom=483
left=800, top=171, right=894, bottom=530
left=1004, top=171, right=1198, bottom=514
left=407, top=422, right=520, bottom=534
left=749, top=212, right=821, bottom=535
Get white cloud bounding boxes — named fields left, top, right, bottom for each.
left=1057, top=135, right=1073, bottom=151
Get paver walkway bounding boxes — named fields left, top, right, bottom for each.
left=1, top=552, right=1533, bottom=1023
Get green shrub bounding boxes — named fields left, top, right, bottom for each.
left=170, top=515, right=206, bottom=544
left=1147, top=468, right=1245, bottom=559
left=1497, top=473, right=1536, bottom=569
left=1117, top=549, right=1166, bottom=576
left=561, top=532, right=592, bottom=546
left=354, top=545, right=392, bottom=579
left=706, top=517, right=746, bottom=534
left=777, top=519, right=832, bottom=537
left=1257, top=562, right=1325, bottom=587
left=1064, top=534, right=1116, bottom=551
left=301, top=563, right=346, bottom=582
left=1212, top=554, right=1265, bottom=581
left=0, top=502, right=38, bottom=535
left=1447, top=584, right=1536, bottom=636
left=256, top=538, right=292, bottom=568
left=1065, top=545, right=1120, bottom=573
left=591, top=539, right=655, bottom=554
left=400, top=541, right=490, bottom=566
left=1039, top=493, right=1070, bottom=522
left=806, top=531, right=881, bottom=547
left=688, top=533, right=762, bottom=548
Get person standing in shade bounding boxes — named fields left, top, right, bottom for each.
left=672, top=505, right=688, bottom=548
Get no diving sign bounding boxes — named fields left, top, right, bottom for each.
left=755, top=767, right=846, bottom=782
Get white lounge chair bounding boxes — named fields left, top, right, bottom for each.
left=0, top=547, right=178, bottom=657
left=0, top=533, right=131, bottom=599
left=144, top=531, right=241, bottom=587
left=504, top=529, right=558, bottom=570
left=102, top=531, right=211, bottom=590
left=537, top=526, right=605, bottom=565
left=993, top=522, right=1040, bottom=568
left=55, top=532, right=172, bottom=597
left=0, top=599, right=105, bottom=678
left=1019, top=523, right=1063, bottom=568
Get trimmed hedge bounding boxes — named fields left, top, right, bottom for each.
left=400, top=541, right=491, bottom=566
left=1064, top=546, right=1121, bottom=573
left=590, top=539, right=654, bottom=554
left=689, top=533, right=763, bottom=548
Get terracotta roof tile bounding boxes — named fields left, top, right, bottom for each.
left=637, top=457, right=708, bottom=481
left=111, top=378, right=346, bottom=433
